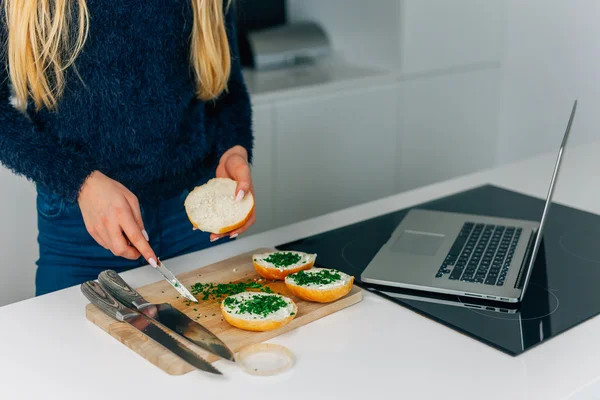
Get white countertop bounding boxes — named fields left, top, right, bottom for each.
left=243, top=55, right=393, bottom=104
left=2, top=140, right=600, bottom=400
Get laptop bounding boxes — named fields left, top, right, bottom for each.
left=361, top=100, right=578, bottom=303
left=363, top=281, right=520, bottom=313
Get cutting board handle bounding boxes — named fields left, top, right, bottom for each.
left=98, top=270, right=151, bottom=310
left=81, top=280, right=138, bottom=321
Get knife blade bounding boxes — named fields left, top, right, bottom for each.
left=98, top=269, right=235, bottom=362
left=80, top=280, right=221, bottom=375
left=152, top=259, right=198, bottom=303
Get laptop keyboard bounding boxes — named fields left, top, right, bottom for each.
left=435, top=222, right=522, bottom=286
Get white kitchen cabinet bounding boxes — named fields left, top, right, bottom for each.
left=273, top=85, right=398, bottom=228
left=395, top=67, right=500, bottom=192
left=0, top=167, right=37, bottom=307
left=246, top=102, right=276, bottom=236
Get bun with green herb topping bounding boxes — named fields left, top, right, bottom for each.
left=221, top=292, right=298, bottom=332
left=253, top=251, right=316, bottom=280
left=284, top=268, right=354, bottom=303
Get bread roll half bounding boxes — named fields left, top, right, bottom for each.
left=221, top=292, right=297, bottom=332
left=285, top=268, right=354, bottom=303
left=253, top=251, right=316, bottom=280
left=184, top=178, right=254, bottom=234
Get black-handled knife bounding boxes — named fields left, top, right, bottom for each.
left=98, top=270, right=235, bottom=362
left=81, top=280, right=222, bottom=375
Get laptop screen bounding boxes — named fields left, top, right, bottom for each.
left=520, top=100, right=577, bottom=295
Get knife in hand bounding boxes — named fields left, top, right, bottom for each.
left=81, top=280, right=222, bottom=374
left=98, top=269, right=235, bottom=362
left=122, top=230, right=197, bottom=303
left=151, top=258, right=198, bottom=303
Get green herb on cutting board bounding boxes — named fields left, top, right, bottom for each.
left=189, top=279, right=274, bottom=300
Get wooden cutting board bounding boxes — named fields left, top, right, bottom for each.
left=85, top=248, right=363, bottom=375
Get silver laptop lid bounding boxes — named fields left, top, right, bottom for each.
left=520, top=100, right=577, bottom=298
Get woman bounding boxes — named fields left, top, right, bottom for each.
left=0, top=0, right=255, bottom=295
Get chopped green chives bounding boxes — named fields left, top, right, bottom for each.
left=264, top=252, right=301, bottom=268
left=189, top=279, right=273, bottom=300
left=224, top=294, right=288, bottom=317
left=290, top=269, right=342, bottom=286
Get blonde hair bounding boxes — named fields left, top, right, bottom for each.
left=3, top=0, right=231, bottom=111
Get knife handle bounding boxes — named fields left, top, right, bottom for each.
left=81, top=281, right=138, bottom=321
left=98, top=270, right=151, bottom=310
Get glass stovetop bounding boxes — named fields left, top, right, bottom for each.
left=277, top=185, right=600, bottom=356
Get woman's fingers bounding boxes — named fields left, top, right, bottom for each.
left=119, top=211, right=157, bottom=264
left=211, top=147, right=256, bottom=242
left=84, top=220, right=109, bottom=249
left=107, top=220, right=141, bottom=260
left=225, top=153, right=252, bottom=199
left=90, top=227, right=110, bottom=250
left=125, top=193, right=149, bottom=241
left=78, top=171, right=156, bottom=260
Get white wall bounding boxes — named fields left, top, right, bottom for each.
left=287, top=0, right=402, bottom=70
left=497, top=0, right=600, bottom=165
left=287, top=0, right=506, bottom=74
left=0, top=168, right=38, bottom=306
left=397, top=0, right=505, bottom=73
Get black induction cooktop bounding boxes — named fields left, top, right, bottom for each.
left=277, top=185, right=600, bottom=356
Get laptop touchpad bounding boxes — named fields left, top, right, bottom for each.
left=391, top=231, right=444, bottom=256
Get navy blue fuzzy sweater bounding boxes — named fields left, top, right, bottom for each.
left=0, top=1, right=253, bottom=204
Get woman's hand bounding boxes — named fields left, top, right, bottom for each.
left=212, top=145, right=256, bottom=241
left=78, top=171, right=157, bottom=265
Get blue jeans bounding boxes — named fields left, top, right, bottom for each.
left=35, top=183, right=229, bottom=296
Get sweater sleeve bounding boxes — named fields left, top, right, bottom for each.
left=207, top=3, right=254, bottom=164
left=0, top=26, right=97, bottom=203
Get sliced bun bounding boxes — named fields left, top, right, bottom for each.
left=184, top=178, right=254, bottom=234
left=285, top=268, right=354, bottom=303
left=221, top=292, right=297, bottom=332
left=253, top=251, right=316, bottom=280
